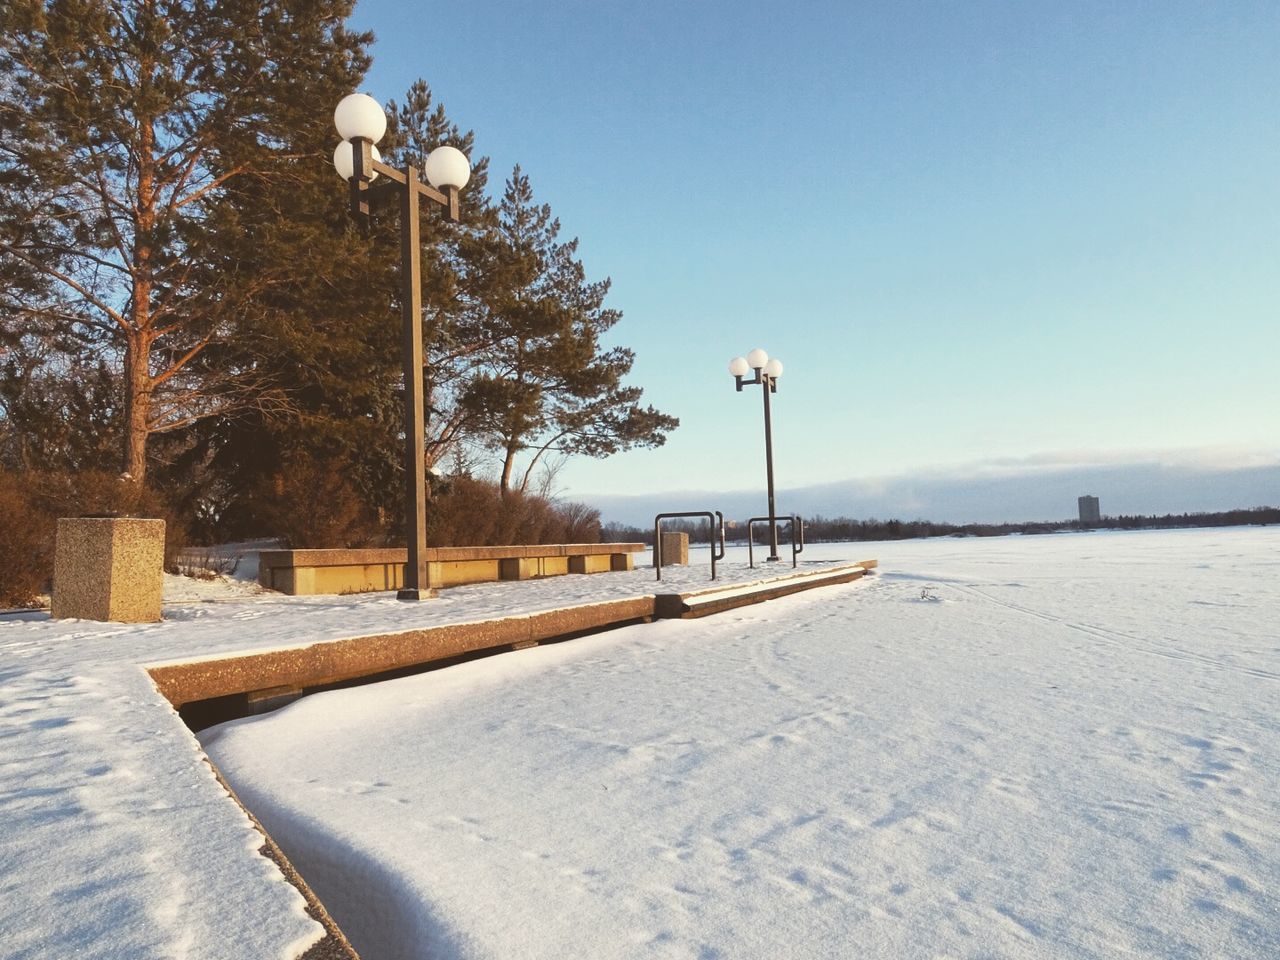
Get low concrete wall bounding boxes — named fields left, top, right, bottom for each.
left=150, top=596, right=659, bottom=712
left=655, top=561, right=878, bottom=619
left=258, top=543, right=645, bottom=596
left=153, top=561, right=878, bottom=725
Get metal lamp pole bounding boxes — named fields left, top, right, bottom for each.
left=729, top=350, right=785, bottom=561
left=332, top=94, right=470, bottom=600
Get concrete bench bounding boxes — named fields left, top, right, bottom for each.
left=257, top=543, right=645, bottom=596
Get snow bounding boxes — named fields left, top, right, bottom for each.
left=0, top=544, right=853, bottom=958
left=197, top=528, right=1280, bottom=960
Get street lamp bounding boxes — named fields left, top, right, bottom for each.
left=729, top=348, right=785, bottom=561
left=332, top=93, right=471, bottom=600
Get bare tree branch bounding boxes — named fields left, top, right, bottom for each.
left=0, top=240, right=128, bottom=331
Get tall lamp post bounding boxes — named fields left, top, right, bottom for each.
left=332, top=93, right=471, bottom=600
left=729, top=349, right=785, bottom=561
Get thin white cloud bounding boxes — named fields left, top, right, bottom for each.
left=865, top=445, right=1280, bottom=484
left=584, top=444, right=1280, bottom=526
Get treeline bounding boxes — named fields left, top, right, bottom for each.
left=0, top=0, right=675, bottom=575
left=602, top=507, right=1280, bottom=545
left=801, top=507, right=1280, bottom=541
left=1080, top=507, right=1280, bottom=531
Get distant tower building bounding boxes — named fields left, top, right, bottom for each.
left=1078, top=495, right=1101, bottom=525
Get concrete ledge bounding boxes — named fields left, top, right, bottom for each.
left=654, top=561, right=877, bottom=620
left=569, top=554, right=614, bottom=575
left=139, top=558, right=874, bottom=958
left=154, top=561, right=879, bottom=716
left=148, top=597, right=656, bottom=711
left=258, top=543, right=646, bottom=595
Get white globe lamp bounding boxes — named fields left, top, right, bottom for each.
left=333, top=93, right=386, bottom=143
left=333, top=141, right=381, bottom=181
left=424, top=146, right=471, bottom=190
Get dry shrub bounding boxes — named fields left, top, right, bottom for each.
left=428, top=475, right=500, bottom=546
left=428, top=476, right=601, bottom=546
left=29, top=469, right=189, bottom=567
left=172, top=548, right=239, bottom=579
left=498, top=488, right=565, bottom=545
left=0, top=471, right=53, bottom=607
left=0, top=468, right=195, bottom=605
left=559, top=500, right=603, bottom=543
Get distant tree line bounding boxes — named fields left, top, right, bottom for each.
left=1074, top=507, right=1280, bottom=532
left=601, top=507, right=1280, bottom=546
left=801, top=507, right=1280, bottom=541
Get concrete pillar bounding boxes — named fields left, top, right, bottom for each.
left=52, top=517, right=165, bottom=622
left=500, top=557, right=541, bottom=581
left=658, top=532, right=689, bottom=567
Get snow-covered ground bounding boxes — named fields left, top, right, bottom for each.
left=0, top=545, right=853, bottom=959
left=200, top=528, right=1280, bottom=960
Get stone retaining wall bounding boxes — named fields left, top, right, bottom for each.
left=258, top=543, right=645, bottom=596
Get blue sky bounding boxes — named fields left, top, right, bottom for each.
left=350, top=0, right=1279, bottom=505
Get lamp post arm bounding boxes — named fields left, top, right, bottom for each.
left=349, top=138, right=460, bottom=222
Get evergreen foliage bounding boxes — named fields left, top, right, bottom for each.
left=187, top=79, right=494, bottom=541
left=462, top=167, right=679, bottom=496
left=0, top=4, right=676, bottom=548
left=0, top=0, right=373, bottom=487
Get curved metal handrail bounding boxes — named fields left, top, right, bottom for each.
left=653, top=511, right=724, bottom=581
left=746, top=515, right=804, bottom=568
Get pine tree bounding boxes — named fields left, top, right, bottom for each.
left=192, top=79, right=491, bottom=540
left=0, top=0, right=373, bottom=487
left=388, top=80, right=494, bottom=475
left=463, top=167, right=678, bottom=496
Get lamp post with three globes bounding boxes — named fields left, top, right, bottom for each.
left=331, top=93, right=471, bottom=600
left=729, top=349, right=785, bottom=561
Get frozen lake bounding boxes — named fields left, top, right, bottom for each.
left=202, top=527, right=1280, bottom=959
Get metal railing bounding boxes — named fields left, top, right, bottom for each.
left=746, top=515, right=804, bottom=568
left=653, top=511, right=726, bottom=581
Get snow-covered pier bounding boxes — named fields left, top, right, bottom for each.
left=153, top=561, right=874, bottom=729
left=0, top=552, right=869, bottom=959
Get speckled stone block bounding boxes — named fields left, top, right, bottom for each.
left=52, top=518, right=164, bottom=622
left=659, top=532, right=689, bottom=566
